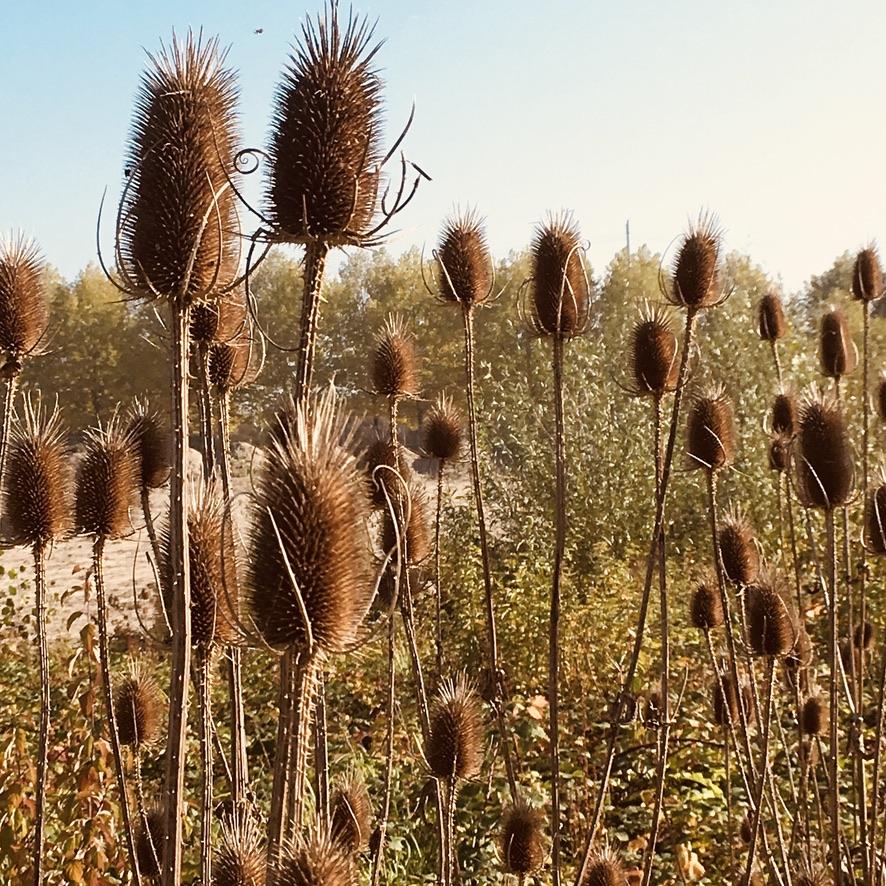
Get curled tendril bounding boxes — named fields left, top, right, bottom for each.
left=235, top=148, right=268, bottom=176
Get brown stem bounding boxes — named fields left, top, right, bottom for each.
left=295, top=242, right=329, bottom=403
left=0, top=372, right=19, bottom=521
left=33, top=542, right=49, bottom=886
left=196, top=341, right=216, bottom=477
left=197, top=652, right=213, bottom=884
left=267, top=654, right=296, bottom=865
left=826, top=509, right=842, bottom=886
left=435, top=459, right=445, bottom=681
left=282, top=654, right=320, bottom=843
left=371, top=618, right=397, bottom=886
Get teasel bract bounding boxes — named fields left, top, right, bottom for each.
left=3, top=397, right=72, bottom=886
left=249, top=386, right=371, bottom=858
left=0, top=234, right=50, bottom=513
left=113, top=30, right=241, bottom=884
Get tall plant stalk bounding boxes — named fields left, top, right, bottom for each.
left=33, top=542, right=50, bottom=886
left=0, top=373, right=18, bottom=515
left=826, top=510, right=842, bottom=886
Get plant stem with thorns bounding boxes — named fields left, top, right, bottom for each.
left=32, top=541, right=49, bottom=886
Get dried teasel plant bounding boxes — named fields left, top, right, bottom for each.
left=136, top=802, right=166, bottom=880
left=796, top=390, right=854, bottom=512
left=213, top=815, right=267, bottom=886
left=747, top=572, right=796, bottom=658
left=330, top=771, right=373, bottom=856
left=500, top=801, right=545, bottom=879
left=771, top=389, right=799, bottom=439
left=435, top=208, right=494, bottom=309
left=851, top=245, right=883, bottom=303
left=800, top=695, right=827, bottom=737
left=579, top=845, right=629, bottom=886
left=629, top=305, right=679, bottom=398
left=757, top=291, right=787, bottom=383
left=718, top=505, right=760, bottom=586
left=819, top=308, right=857, bottom=380
left=665, top=211, right=724, bottom=312
left=690, top=576, right=725, bottom=630
left=712, top=674, right=741, bottom=728
left=273, top=829, right=355, bottom=886
left=115, top=661, right=163, bottom=751
left=865, top=478, right=886, bottom=554
left=371, top=314, right=419, bottom=405
left=686, top=386, right=736, bottom=472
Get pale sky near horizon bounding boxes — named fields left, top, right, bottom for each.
left=1, top=0, right=884, bottom=292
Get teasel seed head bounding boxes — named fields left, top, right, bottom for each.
left=330, top=771, right=372, bottom=855
left=125, top=399, right=170, bottom=490
left=273, top=829, right=355, bottom=886
left=712, top=674, right=740, bottom=727
left=381, top=478, right=431, bottom=567
left=718, top=505, right=760, bottom=585
left=114, top=661, right=163, bottom=750
left=136, top=802, right=166, bottom=878
left=629, top=305, right=679, bottom=396
left=772, top=390, right=799, bottom=438
left=667, top=211, right=723, bottom=311
left=740, top=813, right=754, bottom=844
left=249, top=387, right=371, bottom=654
left=819, top=308, right=857, bottom=379
left=371, top=315, right=419, bottom=400
left=213, top=815, right=267, bottom=886
left=865, top=483, right=886, bottom=554
left=3, top=397, right=72, bottom=548
left=793, top=866, right=830, bottom=886
left=209, top=322, right=264, bottom=393
left=266, top=6, right=383, bottom=246
left=75, top=417, right=139, bottom=540
left=119, top=33, right=241, bottom=306
left=797, top=390, right=854, bottom=510
left=0, top=232, right=49, bottom=364
left=363, top=437, right=407, bottom=511
left=435, top=209, right=493, bottom=308
left=422, top=394, right=463, bottom=462
left=526, top=212, right=590, bottom=339
left=748, top=572, right=796, bottom=657
left=426, top=673, right=483, bottom=781
left=579, top=846, right=629, bottom=886
left=500, top=801, right=544, bottom=876
left=690, top=576, right=725, bottom=629
left=851, top=245, right=882, bottom=303
left=769, top=436, right=791, bottom=473
left=801, top=695, right=826, bottom=736
left=757, top=292, right=786, bottom=342
left=686, top=386, right=736, bottom=471
left=854, top=620, right=875, bottom=650
left=190, top=288, right=248, bottom=345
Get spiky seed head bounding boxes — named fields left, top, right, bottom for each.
left=381, top=479, right=431, bottom=567
left=819, top=308, right=857, bottom=379
left=114, top=661, right=163, bottom=750
left=758, top=292, right=786, bottom=341
left=249, top=388, right=371, bottom=653
left=119, top=33, right=240, bottom=305
left=161, top=481, right=239, bottom=651
left=75, top=419, right=139, bottom=540
left=3, top=399, right=72, bottom=547
left=371, top=315, right=419, bottom=399
left=0, top=233, right=49, bottom=362
left=851, top=246, right=882, bottom=302
left=769, top=436, right=790, bottom=473
left=500, top=802, right=544, bottom=876
left=273, top=829, right=355, bottom=886
left=362, top=437, right=407, bottom=511
left=579, top=846, right=629, bottom=886
left=330, top=772, right=372, bottom=855
left=801, top=696, right=826, bottom=736
left=125, top=399, right=170, bottom=490
left=797, top=391, right=854, bottom=510
left=686, top=387, right=736, bottom=471
left=435, top=210, right=493, bottom=307
left=690, top=577, right=725, bottom=629
left=793, top=868, right=830, bottom=886
left=878, top=374, right=886, bottom=423
left=772, top=391, right=799, bottom=438
left=422, top=395, right=463, bottom=462
left=267, top=6, right=383, bottom=245
left=213, top=815, right=267, bottom=886
left=747, top=572, right=796, bottom=657
left=668, top=212, right=723, bottom=310
left=426, top=673, right=483, bottom=781
left=630, top=307, right=679, bottom=396
left=190, top=289, right=248, bottom=345
left=865, top=485, right=886, bottom=555
left=209, top=324, right=263, bottom=392
left=136, top=803, right=165, bottom=878
left=712, top=675, right=740, bottom=727
left=527, top=212, right=589, bottom=338
left=854, top=620, right=875, bottom=650
left=718, top=506, right=760, bottom=586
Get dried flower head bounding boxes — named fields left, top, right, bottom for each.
left=712, top=675, right=740, bottom=727
left=526, top=212, right=589, bottom=338
left=426, top=673, right=483, bottom=781
left=801, top=695, right=826, bottom=736
left=249, top=387, right=371, bottom=653
left=3, top=398, right=72, bottom=547
left=686, top=386, right=736, bottom=471
left=757, top=292, right=786, bottom=341
left=819, top=308, right=857, bottom=379
left=769, top=436, right=791, bottom=473
left=371, top=315, right=419, bottom=400
left=422, top=394, right=463, bottom=462
left=0, top=232, right=49, bottom=364
left=718, top=506, right=760, bottom=585
left=854, top=620, right=876, bottom=650
left=209, top=323, right=264, bottom=392
left=580, top=846, right=629, bottom=886
left=500, top=802, right=544, bottom=876
left=435, top=210, right=493, bottom=307
left=214, top=815, right=267, bottom=886
left=630, top=306, right=679, bottom=396
left=363, top=437, right=408, bottom=511
left=797, top=390, right=854, bottom=510
left=266, top=6, right=383, bottom=246
left=75, top=418, right=139, bottom=540
left=866, top=483, right=886, bottom=554
left=136, top=802, right=166, bottom=878
left=381, top=478, right=431, bottom=567
left=114, top=661, right=163, bottom=750
left=273, top=829, right=354, bottom=886
left=118, top=33, right=241, bottom=305
left=330, top=772, right=372, bottom=855
left=740, top=813, right=753, bottom=844
left=690, top=576, right=725, bottom=629
left=851, top=245, right=882, bottom=302
left=667, top=212, right=723, bottom=310
left=772, top=390, right=798, bottom=438
left=747, top=572, right=796, bottom=657
left=125, top=399, right=170, bottom=490
left=190, top=289, right=247, bottom=345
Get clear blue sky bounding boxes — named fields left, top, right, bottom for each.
left=1, top=0, right=884, bottom=292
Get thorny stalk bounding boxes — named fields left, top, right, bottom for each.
left=0, top=373, right=18, bottom=520
left=826, top=510, right=842, bottom=886
left=33, top=542, right=49, bottom=886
